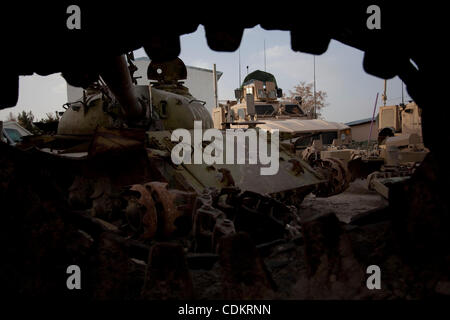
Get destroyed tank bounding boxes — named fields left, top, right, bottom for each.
left=54, top=57, right=336, bottom=202
left=19, top=55, right=352, bottom=252
left=58, top=57, right=213, bottom=136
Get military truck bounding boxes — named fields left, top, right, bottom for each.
left=378, top=101, right=422, bottom=141
left=332, top=101, right=429, bottom=197
left=212, top=70, right=352, bottom=148
left=376, top=101, right=428, bottom=165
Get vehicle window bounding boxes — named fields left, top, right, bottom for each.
left=380, top=109, right=395, bottom=128
left=257, top=89, right=266, bottom=99
left=294, top=133, right=321, bottom=148
left=284, top=104, right=304, bottom=115
left=238, top=109, right=246, bottom=120
left=296, top=136, right=313, bottom=147
left=268, top=90, right=276, bottom=99
left=321, top=132, right=338, bottom=145
left=254, top=104, right=275, bottom=115
left=4, top=128, right=23, bottom=143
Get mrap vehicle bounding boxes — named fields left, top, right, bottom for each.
left=212, top=70, right=352, bottom=148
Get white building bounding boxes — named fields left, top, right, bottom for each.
left=66, top=57, right=223, bottom=115
left=346, top=116, right=379, bottom=142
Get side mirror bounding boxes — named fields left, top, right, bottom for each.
left=246, top=93, right=255, bottom=116
left=234, top=89, right=242, bottom=100
left=277, top=88, right=283, bottom=98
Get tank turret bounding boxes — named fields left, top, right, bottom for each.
left=57, top=56, right=213, bottom=135
left=147, top=58, right=213, bottom=130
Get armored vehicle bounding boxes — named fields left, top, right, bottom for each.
left=38, top=56, right=341, bottom=202
left=58, top=57, right=213, bottom=136
left=378, top=101, right=422, bottom=142
left=374, top=101, right=427, bottom=167
left=324, top=101, right=429, bottom=196
left=212, top=70, right=352, bottom=148
left=11, top=55, right=356, bottom=255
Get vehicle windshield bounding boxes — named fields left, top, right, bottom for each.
left=321, top=131, right=338, bottom=145
left=4, top=128, right=23, bottom=143
left=294, top=131, right=338, bottom=148
left=255, top=104, right=275, bottom=115
left=284, top=104, right=304, bottom=115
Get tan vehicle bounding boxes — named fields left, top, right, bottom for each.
left=376, top=101, right=427, bottom=165
left=378, top=101, right=422, bottom=140
left=213, top=70, right=352, bottom=147
left=300, top=101, right=428, bottom=191
left=340, top=101, right=429, bottom=198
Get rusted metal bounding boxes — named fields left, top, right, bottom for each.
left=147, top=129, right=324, bottom=198
left=88, top=127, right=146, bottom=158
left=141, top=242, right=194, bottom=300
left=288, top=158, right=305, bottom=176
left=193, top=203, right=226, bottom=252
left=127, top=184, right=158, bottom=239
left=144, top=181, right=196, bottom=238
left=313, top=157, right=350, bottom=197
left=217, top=233, right=276, bottom=299
left=212, top=218, right=235, bottom=252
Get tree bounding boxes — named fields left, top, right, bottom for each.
left=35, top=112, right=61, bottom=134
left=288, top=81, right=328, bottom=118
left=17, top=110, right=39, bottom=134
left=41, top=112, right=60, bottom=123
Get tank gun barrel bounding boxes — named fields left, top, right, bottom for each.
left=99, top=55, right=142, bottom=119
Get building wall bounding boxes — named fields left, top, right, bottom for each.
left=350, top=120, right=378, bottom=142
left=67, top=58, right=222, bottom=115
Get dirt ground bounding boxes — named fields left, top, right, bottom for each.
left=2, top=141, right=449, bottom=299
left=300, top=179, right=388, bottom=223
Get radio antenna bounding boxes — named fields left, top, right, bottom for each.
left=401, top=79, right=404, bottom=104
left=313, top=56, right=317, bottom=119
left=264, top=39, right=266, bottom=72
left=238, top=49, right=241, bottom=87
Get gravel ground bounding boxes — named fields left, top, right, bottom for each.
left=299, top=179, right=388, bottom=223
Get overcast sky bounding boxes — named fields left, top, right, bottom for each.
left=1, top=25, right=411, bottom=123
